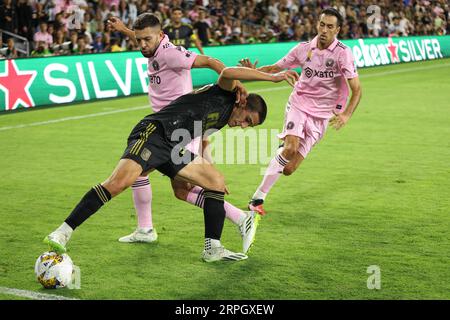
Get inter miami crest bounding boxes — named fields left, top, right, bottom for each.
left=152, top=60, right=160, bottom=71
left=325, top=58, right=335, bottom=68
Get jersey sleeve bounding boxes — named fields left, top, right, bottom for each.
left=338, top=48, right=358, bottom=79
left=275, top=43, right=302, bottom=69
left=164, top=46, right=198, bottom=70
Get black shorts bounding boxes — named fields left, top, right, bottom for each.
left=121, top=120, right=195, bottom=179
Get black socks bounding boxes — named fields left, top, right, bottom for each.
left=203, top=190, right=225, bottom=240
left=65, top=184, right=111, bottom=230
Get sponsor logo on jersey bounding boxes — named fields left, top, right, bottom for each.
left=303, top=67, right=334, bottom=79
left=149, top=75, right=161, bottom=84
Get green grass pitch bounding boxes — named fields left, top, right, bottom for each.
left=0, top=58, right=449, bottom=300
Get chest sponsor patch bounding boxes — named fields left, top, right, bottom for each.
left=303, top=67, right=334, bottom=79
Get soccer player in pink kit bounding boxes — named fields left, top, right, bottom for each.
left=108, top=13, right=258, bottom=252
left=243, top=8, right=362, bottom=215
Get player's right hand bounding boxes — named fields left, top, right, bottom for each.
left=238, top=58, right=258, bottom=69
left=234, top=81, right=249, bottom=107
left=271, top=70, right=299, bottom=87
left=107, top=17, right=126, bottom=33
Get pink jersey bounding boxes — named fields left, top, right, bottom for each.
left=146, top=35, right=198, bottom=112
left=33, top=32, right=53, bottom=47
left=276, top=36, right=358, bottom=119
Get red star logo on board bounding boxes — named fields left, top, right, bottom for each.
left=387, top=37, right=400, bottom=63
left=0, top=60, right=37, bottom=110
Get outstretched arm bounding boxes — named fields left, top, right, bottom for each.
left=329, top=77, right=362, bottom=130
left=238, top=58, right=284, bottom=74
left=218, top=67, right=299, bottom=92
left=107, top=17, right=137, bottom=45
left=192, top=55, right=226, bottom=74
left=193, top=37, right=205, bottom=55
left=193, top=55, right=248, bottom=105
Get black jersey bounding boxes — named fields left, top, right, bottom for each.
left=164, top=23, right=194, bottom=49
left=142, top=84, right=236, bottom=144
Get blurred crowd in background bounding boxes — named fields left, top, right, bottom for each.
left=0, top=0, right=448, bottom=59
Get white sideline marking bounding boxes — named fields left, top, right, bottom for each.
left=0, top=286, right=79, bottom=300
left=0, top=105, right=149, bottom=132
left=0, top=62, right=449, bottom=132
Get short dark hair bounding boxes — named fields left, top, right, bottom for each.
left=246, top=93, right=267, bottom=125
left=320, top=8, right=343, bottom=28
left=171, top=6, right=183, bottom=13
left=133, top=13, right=162, bottom=30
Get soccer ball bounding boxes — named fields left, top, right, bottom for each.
left=35, top=252, right=74, bottom=289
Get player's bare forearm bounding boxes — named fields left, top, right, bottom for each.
left=344, top=77, right=362, bottom=118
left=238, top=58, right=283, bottom=74
left=114, top=26, right=137, bottom=45
left=125, top=29, right=138, bottom=46
left=257, top=65, right=283, bottom=74
left=195, top=39, right=205, bottom=55
left=219, top=67, right=298, bottom=91
left=221, top=67, right=276, bottom=82
left=193, top=55, right=225, bottom=75
left=330, top=77, right=362, bottom=130
left=107, top=17, right=137, bottom=45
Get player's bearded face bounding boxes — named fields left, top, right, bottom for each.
left=135, top=27, right=164, bottom=58
left=317, top=14, right=340, bottom=48
left=228, top=108, right=259, bottom=128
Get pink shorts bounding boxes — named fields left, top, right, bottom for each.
left=184, top=136, right=202, bottom=156
left=277, top=102, right=329, bottom=158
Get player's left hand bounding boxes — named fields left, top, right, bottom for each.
left=107, top=16, right=126, bottom=33
left=329, top=113, right=350, bottom=130
left=234, top=81, right=248, bottom=107
left=238, top=58, right=258, bottom=69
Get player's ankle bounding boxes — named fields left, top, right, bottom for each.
left=252, top=189, right=267, bottom=201
left=204, top=238, right=221, bottom=250
left=57, top=222, right=73, bottom=236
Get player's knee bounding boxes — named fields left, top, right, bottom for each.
left=282, top=145, right=298, bottom=160
left=173, top=187, right=189, bottom=201
left=206, top=173, right=226, bottom=192
left=103, top=177, right=131, bottom=196
left=283, top=165, right=296, bottom=176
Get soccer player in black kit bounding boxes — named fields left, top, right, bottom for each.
left=164, top=6, right=205, bottom=54
left=44, top=66, right=298, bottom=262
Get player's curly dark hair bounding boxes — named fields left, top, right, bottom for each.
left=133, top=13, right=162, bottom=30
left=246, top=93, right=267, bottom=125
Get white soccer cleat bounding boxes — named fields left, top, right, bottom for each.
left=44, top=231, right=70, bottom=254
left=118, top=228, right=158, bottom=243
left=202, top=246, right=248, bottom=262
left=239, top=211, right=261, bottom=254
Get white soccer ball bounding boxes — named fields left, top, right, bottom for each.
left=35, top=252, right=74, bottom=289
